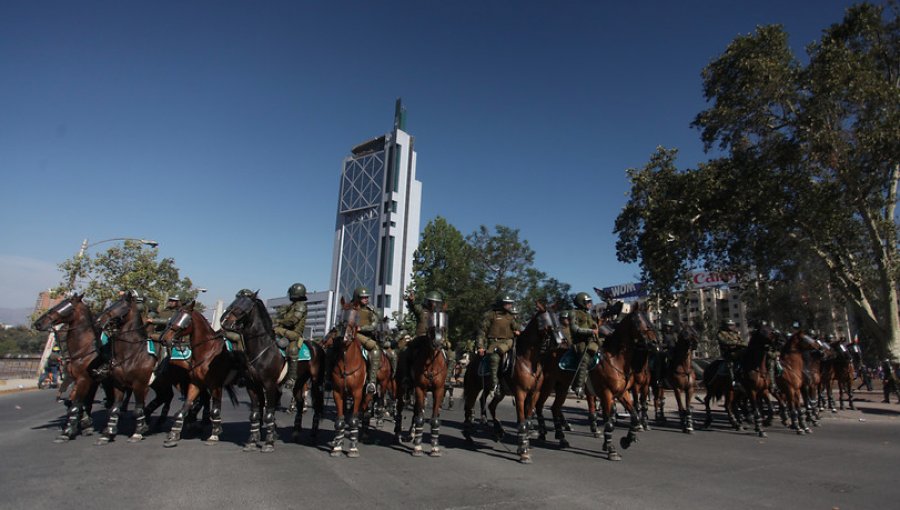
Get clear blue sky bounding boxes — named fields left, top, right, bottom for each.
left=0, top=0, right=863, bottom=310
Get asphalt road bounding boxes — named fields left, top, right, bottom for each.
left=1, top=388, right=898, bottom=510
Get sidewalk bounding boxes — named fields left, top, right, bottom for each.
left=0, top=378, right=40, bottom=395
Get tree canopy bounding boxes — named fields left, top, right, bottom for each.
left=615, top=3, right=900, bottom=357
left=54, top=240, right=202, bottom=313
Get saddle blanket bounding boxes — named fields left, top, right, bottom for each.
left=558, top=348, right=601, bottom=372
left=100, top=332, right=110, bottom=346
left=477, top=354, right=512, bottom=377
left=146, top=341, right=191, bottom=360
left=277, top=340, right=312, bottom=361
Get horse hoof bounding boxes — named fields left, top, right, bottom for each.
left=620, top=437, right=632, bottom=450
left=563, top=423, right=572, bottom=432
left=519, top=455, right=532, bottom=464
left=330, top=449, right=342, bottom=457
left=243, top=444, right=261, bottom=452
left=205, top=438, right=219, bottom=446
left=757, top=431, right=767, bottom=438
left=128, top=434, right=143, bottom=443
left=559, top=439, right=570, bottom=449
left=593, top=431, right=601, bottom=439
left=804, top=428, right=812, bottom=434
left=95, top=437, right=110, bottom=446
left=261, top=444, right=275, bottom=453
left=429, top=448, right=442, bottom=457
left=346, top=448, right=359, bottom=458
left=82, top=428, right=93, bottom=437
left=685, top=428, right=694, bottom=435
left=163, top=438, right=179, bottom=448
left=412, top=447, right=423, bottom=457
left=608, top=451, right=622, bottom=461
left=54, top=435, right=71, bottom=443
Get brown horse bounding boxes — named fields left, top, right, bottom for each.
left=94, top=293, right=177, bottom=444
left=534, top=336, right=577, bottom=448
left=394, top=308, right=449, bottom=457
left=823, top=342, right=856, bottom=411
left=33, top=294, right=106, bottom=442
left=463, top=303, right=560, bottom=464
left=802, top=347, right=825, bottom=423
left=776, top=330, right=819, bottom=434
left=585, top=304, right=656, bottom=461
left=327, top=300, right=367, bottom=457
left=651, top=323, right=699, bottom=433
left=157, top=301, right=240, bottom=446
left=220, top=294, right=288, bottom=452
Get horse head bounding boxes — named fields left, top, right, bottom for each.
left=34, top=293, right=84, bottom=331
left=784, top=329, right=820, bottom=354
left=533, top=302, right=565, bottom=350
left=95, top=292, right=137, bottom=330
left=629, top=302, right=658, bottom=348
left=160, top=300, right=196, bottom=346
left=220, top=294, right=257, bottom=331
left=338, top=297, right=359, bottom=346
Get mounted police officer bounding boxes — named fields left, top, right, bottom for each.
left=656, top=319, right=677, bottom=385
left=146, top=293, right=182, bottom=373
left=570, top=292, right=600, bottom=399
left=399, top=290, right=446, bottom=388
left=351, top=287, right=381, bottom=395
left=717, top=318, right=745, bottom=390
left=272, top=283, right=308, bottom=390
left=477, top=294, right=520, bottom=400
left=557, top=310, right=573, bottom=348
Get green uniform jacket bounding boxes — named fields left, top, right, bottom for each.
left=406, top=299, right=428, bottom=338
left=356, top=304, right=378, bottom=343
left=275, top=301, right=307, bottom=342
left=148, top=309, right=175, bottom=332
left=717, top=330, right=745, bottom=359
left=477, top=309, right=519, bottom=349
left=570, top=309, right=598, bottom=344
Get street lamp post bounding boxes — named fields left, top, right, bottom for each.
left=66, top=237, right=159, bottom=290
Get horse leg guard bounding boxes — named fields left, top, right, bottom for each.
left=462, top=409, right=474, bottom=443
left=588, top=411, right=599, bottom=438
left=394, top=409, right=404, bottom=443
left=603, top=420, right=620, bottom=460
left=429, top=417, right=442, bottom=457
left=243, top=410, right=262, bottom=451
left=98, top=405, right=120, bottom=444
left=516, top=422, right=530, bottom=461
left=129, top=407, right=147, bottom=442
left=553, top=416, right=569, bottom=448
left=206, top=407, right=222, bottom=445
left=260, top=410, right=277, bottom=453
left=412, top=414, right=425, bottom=456
left=164, top=411, right=185, bottom=447
left=57, top=403, right=83, bottom=442
left=330, top=418, right=345, bottom=456
left=347, top=416, right=360, bottom=457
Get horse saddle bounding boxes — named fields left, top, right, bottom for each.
left=277, top=340, right=313, bottom=361
left=147, top=340, right=191, bottom=360
left=558, top=348, right=601, bottom=372
left=476, top=352, right=513, bottom=377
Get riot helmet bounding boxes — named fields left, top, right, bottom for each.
left=288, top=283, right=307, bottom=301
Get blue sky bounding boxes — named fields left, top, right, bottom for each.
left=0, top=0, right=863, bottom=310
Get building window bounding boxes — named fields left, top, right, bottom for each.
left=391, top=145, right=401, bottom=192
left=378, top=235, right=395, bottom=285
left=391, top=200, right=398, bottom=213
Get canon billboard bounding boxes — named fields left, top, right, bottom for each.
left=689, top=271, right=737, bottom=289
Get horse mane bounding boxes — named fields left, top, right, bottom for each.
left=515, top=311, right=542, bottom=355
left=252, top=298, right=273, bottom=332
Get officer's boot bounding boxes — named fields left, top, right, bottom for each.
left=366, top=348, right=381, bottom=395
left=284, top=343, right=299, bottom=390
left=488, top=352, right=501, bottom=399
left=727, top=361, right=741, bottom=391
left=572, top=351, right=590, bottom=399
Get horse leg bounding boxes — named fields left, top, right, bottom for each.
left=488, top=392, right=504, bottom=441
left=56, top=376, right=93, bottom=442
left=260, top=386, right=279, bottom=453
left=96, top=387, right=126, bottom=445
left=243, top=388, right=262, bottom=452
left=393, top=386, right=405, bottom=444
left=618, top=389, right=640, bottom=451
left=653, top=386, right=665, bottom=424
left=534, top=384, right=551, bottom=442
left=346, top=387, right=362, bottom=458
left=515, top=392, right=531, bottom=464
left=164, top=383, right=198, bottom=447
left=411, top=387, right=425, bottom=456
left=204, top=387, right=223, bottom=445
left=127, top=385, right=150, bottom=442
left=684, top=385, right=695, bottom=433
left=430, top=384, right=444, bottom=457
left=846, top=379, right=855, bottom=410
left=598, top=392, right=621, bottom=461
left=292, top=384, right=305, bottom=443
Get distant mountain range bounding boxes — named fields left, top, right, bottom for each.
left=0, top=308, right=32, bottom=326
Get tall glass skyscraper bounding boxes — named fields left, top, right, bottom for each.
left=330, top=99, right=422, bottom=325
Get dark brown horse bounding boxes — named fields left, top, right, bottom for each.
left=220, top=294, right=286, bottom=452
left=776, top=330, right=819, bottom=434
left=702, top=326, right=777, bottom=437
left=157, top=301, right=240, bottom=446
left=394, top=308, right=449, bottom=456
left=585, top=304, right=656, bottom=461
left=33, top=294, right=106, bottom=442
left=325, top=300, right=368, bottom=457
left=94, top=293, right=177, bottom=444
left=651, top=323, right=699, bottom=433
left=534, top=334, right=577, bottom=449
left=802, top=347, right=825, bottom=423
left=629, top=343, right=653, bottom=431
left=823, top=341, right=856, bottom=411
left=463, top=303, right=560, bottom=464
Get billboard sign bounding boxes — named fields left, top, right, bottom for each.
left=689, top=271, right=737, bottom=289
left=595, top=282, right=648, bottom=301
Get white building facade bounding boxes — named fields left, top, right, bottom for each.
left=329, top=100, right=422, bottom=325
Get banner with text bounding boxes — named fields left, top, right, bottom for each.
left=689, top=271, right=737, bottom=289
left=594, top=282, right=648, bottom=301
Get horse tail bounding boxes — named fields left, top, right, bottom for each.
left=225, top=384, right=240, bottom=408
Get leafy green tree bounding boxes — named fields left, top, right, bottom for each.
left=55, top=240, right=202, bottom=313
left=0, top=326, right=46, bottom=355
left=615, top=3, right=900, bottom=358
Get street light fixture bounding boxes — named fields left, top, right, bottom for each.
left=67, top=237, right=159, bottom=290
